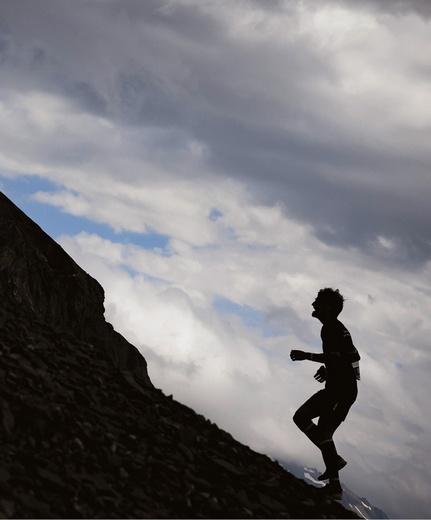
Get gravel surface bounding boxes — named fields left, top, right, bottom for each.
left=0, top=299, right=358, bottom=519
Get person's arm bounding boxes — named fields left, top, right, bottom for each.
left=314, top=365, right=326, bottom=383
left=335, top=328, right=361, bottom=379
left=324, top=328, right=361, bottom=380
left=290, top=350, right=326, bottom=362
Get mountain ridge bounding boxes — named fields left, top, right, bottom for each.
left=0, top=191, right=359, bottom=518
left=0, top=191, right=152, bottom=387
left=282, top=462, right=388, bottom=519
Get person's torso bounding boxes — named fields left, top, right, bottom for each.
left=321, top=319, right=359, bottom=394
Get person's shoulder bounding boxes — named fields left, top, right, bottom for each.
left=336, top=319, right=347, bottom=330
left=337, top=319, right=351, bottom=332
left=325, top=318, right=343, bottom=330
left=324, top=319, right=349, bottom=337
left=336, top=320, right=354, bottom=344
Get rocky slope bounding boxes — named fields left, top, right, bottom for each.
left=0, top=192, right=358, bottom=518
left=0, top=192, right=152, bottom=387
left=283, top=463, right=388, bottom=519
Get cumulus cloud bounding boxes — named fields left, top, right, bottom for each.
left=1, top=1, right=431, bottom=517
left=2, top=0, right=431, bottom=265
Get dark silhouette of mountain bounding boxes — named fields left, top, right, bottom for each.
left=0, top=191, right=359, bottom=518
left=0, top=192, right=152, bottom=387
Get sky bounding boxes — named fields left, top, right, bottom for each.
left=1, top=0, right=431, bottom=517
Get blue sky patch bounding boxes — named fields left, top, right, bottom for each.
left=209, top=208, right=223, bottom=221
left=213, top=297, right=291, bottom=337
left=0, top=175, right=170, bottom=251
left=213, top=297, right=263, bottom=328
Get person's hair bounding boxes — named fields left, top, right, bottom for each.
left=317, top=288, right=345, bottom=316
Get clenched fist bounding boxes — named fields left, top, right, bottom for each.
left=290, top=350, right=307, bottom=361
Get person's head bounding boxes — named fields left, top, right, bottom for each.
left=312, top=288, right=345, bottom=322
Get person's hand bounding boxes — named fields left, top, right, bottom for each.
left=290, top=350, right=307, bottom=361
left=314, top=365, right=326, bottom=383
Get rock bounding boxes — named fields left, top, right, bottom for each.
left=0, top=192, right=152, bottom=387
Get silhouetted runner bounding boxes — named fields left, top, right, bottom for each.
left=290, top=288, right=360, bottom=500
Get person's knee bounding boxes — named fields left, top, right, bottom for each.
left=317, top=420, right=337, bottom=441
left=293, top=408, right=309, bottom=430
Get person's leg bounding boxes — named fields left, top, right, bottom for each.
left=293, top=391, right=324, bottom=447
left=294, top=391, right=347, bottom=478
left=316, top=420, right=346, bottom=480
left=294, top=394, right=344, bottom=497
left=310, top=418, right=344, bottom=498
left=293, top=391, right=341, bottom=454
left=317, top=395, right=354, bottom=482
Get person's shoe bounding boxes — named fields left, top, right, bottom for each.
left=318, top=456, right=347, bottom=481
left=316, top=481, right=343, bottom=501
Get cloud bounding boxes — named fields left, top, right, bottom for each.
left=1, top=1, right=431, bottom=516
left=2, top=0, right=431, bottom=267
left=335, top=0, right=431, bottom=18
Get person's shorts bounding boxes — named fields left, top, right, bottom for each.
left=303, top=388, right=357, bottom=426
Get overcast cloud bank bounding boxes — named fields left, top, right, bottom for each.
left=1, top=1, right=431, bottom=517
